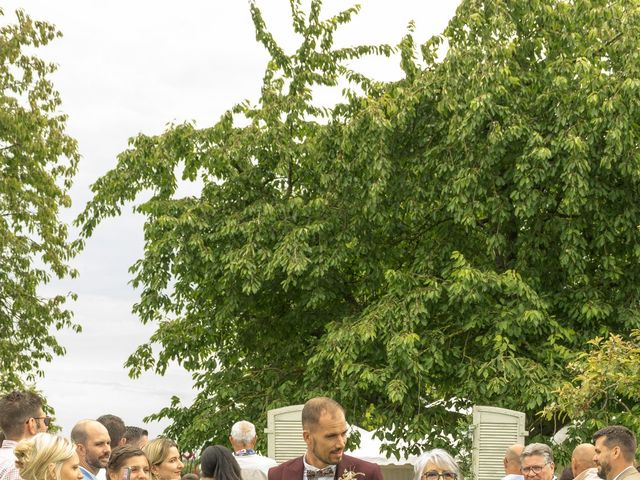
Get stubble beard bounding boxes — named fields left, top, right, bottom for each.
left=312, top=441, right=341, bottom=466
left=88, top=453, right=109, bottom=471
left=597, top=463, right=610, bottom=480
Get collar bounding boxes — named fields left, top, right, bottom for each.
left=303, top=456, right=336, bottom=478
left=80, top=466, right=98, bottom=480
left=1, top=440, right=18, bottom=449
left=574, top=468, right=599, bottom=480
left=234, top=449, right=256, bottom=456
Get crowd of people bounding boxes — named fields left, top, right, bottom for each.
left=499, top=427, right=640, bottom=480
left=0, top=392, right=637, bottom=480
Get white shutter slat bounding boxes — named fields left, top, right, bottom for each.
left=266, top=405, right=307, bottom=464
left=472, top=406, right=528, bottom=480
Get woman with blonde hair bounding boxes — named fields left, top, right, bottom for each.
left=413, top=449, right=462, bottom=480
left=142, top=438, right=183, bottom=480
left=14, top=433, right=83, bottom=480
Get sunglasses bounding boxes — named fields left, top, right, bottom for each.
left=27, top=416, right=52, bottom=427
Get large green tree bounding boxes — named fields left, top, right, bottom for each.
left=544, top=330, right=640, bottom=464
left=0, top=8, right=80, bottom=390
left=78, top=0, right=640, bottom=454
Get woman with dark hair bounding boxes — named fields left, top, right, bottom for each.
left=107, top=445, right=150, bottom=480
left=200, top=445, right=241, bottom=480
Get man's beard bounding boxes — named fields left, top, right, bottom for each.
left=597, top=463, right=610, bottom=480
left=88, top=453, right=109, bottom=470
left=312, top=441, right=341, bottom=466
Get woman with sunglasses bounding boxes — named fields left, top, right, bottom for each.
left=14, top=432, right=83, bottom=480
left=414, top=449, right=462, bottom=480
left=107, top=445, right=150, bottom=480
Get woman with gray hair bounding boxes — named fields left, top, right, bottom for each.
left=413, top=449, right=462, bottom=480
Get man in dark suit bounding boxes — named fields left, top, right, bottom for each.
left=268, top=397, right=383, bottom=480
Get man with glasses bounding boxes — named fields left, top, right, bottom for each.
left=520, top=443, right=555, bottom=480
left=593, top=425, right=640, bottom=480
left=0, top=390, right=50, bottom=480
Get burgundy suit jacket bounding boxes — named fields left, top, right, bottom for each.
left=268, top=455, right=383, bottom=480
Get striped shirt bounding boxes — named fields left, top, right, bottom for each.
left=0, top=440, right=22, bottom=480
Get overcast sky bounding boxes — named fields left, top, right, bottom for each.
left=2, top=0, right=460, bottom=440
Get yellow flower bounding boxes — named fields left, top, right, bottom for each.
left=339, top=470, right=364, bottom=480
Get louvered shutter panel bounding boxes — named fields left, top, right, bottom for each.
left=471, top=406, right=527, bottom=480
left=266, top=405, right=307, bottom=464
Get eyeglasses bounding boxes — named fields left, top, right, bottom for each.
left=422, top=471, right=457, bottom=480
left=26, top=416, right=52, bottom=427
left=522, top=464, right=550, bottom=475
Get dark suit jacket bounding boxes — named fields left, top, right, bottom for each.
left=268, top=455, right=383, bottom=480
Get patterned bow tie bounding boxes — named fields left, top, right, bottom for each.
left=306, top=468, right=336, bottom=479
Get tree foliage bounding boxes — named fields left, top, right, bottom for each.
left=543, top=331, right=640, bottom=464
left=78, top=0, right=640, bottom=455
left=0, top=8, right=80, bottom=390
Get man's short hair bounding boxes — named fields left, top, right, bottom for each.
left=230, top=421, right=256, bottom=446
left=71, top=420, right=90, bottom=445
left=572, top=443, right=596, bottom=475
left=521, top=443, right=554, bottom=464
left=0, top=391, right=44, bottom=438
left=505, top=445, right=523, bottom=466
left=97, top=414, right=125, bottom=446
left=124, top=426, right=148, bottom=445
left=593, top=426, right=637, bottom=462
left=505, top=444, right=524, bottom=475
left=301, top=397, right=344, bottom=429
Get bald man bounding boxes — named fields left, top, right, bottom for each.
left=571, top=443, right=598, bottom=480
left=71, top=420, right=112, bottom=480
left=503, top=444, right=525, bottom=480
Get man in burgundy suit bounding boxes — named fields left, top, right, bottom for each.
left=268, top=397, right=383, bottom=480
